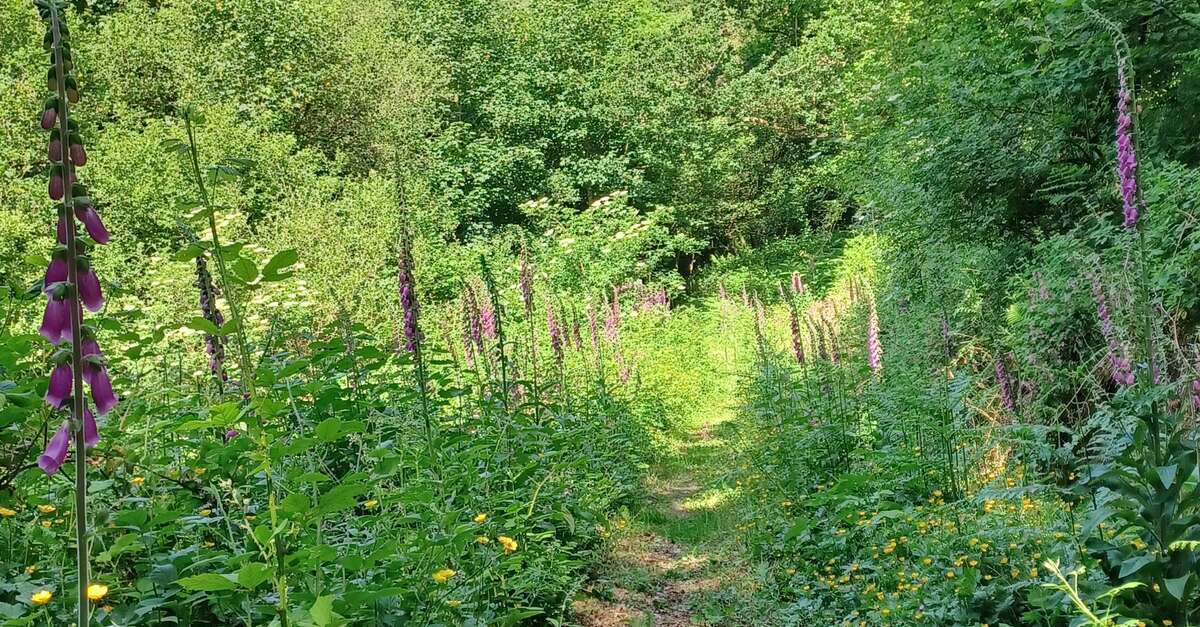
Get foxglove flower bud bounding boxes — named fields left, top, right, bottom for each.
left=43, top=256, right=67, bottom=291
left=78, top=267, right=103, bottom=312
left=41, top=106, right=57, bottom=130
left=38, top=421, right=71, bottom=475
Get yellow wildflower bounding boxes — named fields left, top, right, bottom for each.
left=475, top=536, right=490, bottom=544
left=363, top=499, right=379, bottom=509
left=447, top=599, right=462, bottom=608
left=37, top=504, right=56, bottom=514
left=130, top=476, right=145, bottom=487
left=0, top=506, right=16, bottom=517
left=473, top=513, right=488, bottom=523
left=31, top=590, right=52, bottom=606
left=86, top=584, right=109, bottom=602
left=432, top=568, right=456, bottom=584
left=498, top=536, right=518, bottom=553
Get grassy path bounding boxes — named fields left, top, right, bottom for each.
left=572, top=348, right=776, bottom=626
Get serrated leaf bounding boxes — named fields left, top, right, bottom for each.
left=237, top=562, right=272, bottom=589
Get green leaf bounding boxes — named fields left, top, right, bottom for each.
left=173, top=244, right=206, bottom=262
left=1164, top=574, right=1190, bottom=600
left=183, top=317, right=220, bottom=335
left=281, top=492, right=310, bottom=514
left=262, top=249, right=299, bottom=281
left=315, top=483, right=370, bottom=516
left=1156, top=465, right=1179, bottom=490
left=316, top=417, right=343, bottom=442
left=309, top=595, right=338, bottom=626
left=231, top=257, right=258, bottom=283
left=1118, top=554, right=1154, bottom=578
left=237, top=562, right=273, bottom=589
left=176, top=573, right=238, bottom=591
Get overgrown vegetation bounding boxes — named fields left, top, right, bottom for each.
left=3, top=0, right=1200, bottom=625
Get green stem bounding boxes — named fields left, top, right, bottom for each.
left=48, top=4, right=90, bottom=623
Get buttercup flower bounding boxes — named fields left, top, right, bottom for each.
left=432, top=568, right=456, bottom=584
left=86, top=583, right=108, bottom=602
left=498, top=536, right=518, bottom=553
left=31, top=590, right=53, bottom=606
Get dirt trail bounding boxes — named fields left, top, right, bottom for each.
left=572, top=422, right=757, bottom=626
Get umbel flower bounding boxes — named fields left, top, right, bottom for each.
left=1115, top=58, right=1140, bottom=230
left=37, top=0, right=117, bottom=476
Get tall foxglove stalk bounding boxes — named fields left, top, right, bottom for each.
left=1115, top=59, right=1139, bottom=230
left=791, top=272, right=805, bottom=296
left=517, top=243, right=540, bottom=418
left=1091, top=276, right=1134, bottom=387
left=866, top=301, right=882, bottom=375
left=196, top=254, right=227, bottom=383
left=995, top=354, right=1014, bottom=412
left=788, top=301, right=805, bottom=365
left=547, top=304, right=564, bottom=367
left=35, top=2, right=117, bottom=623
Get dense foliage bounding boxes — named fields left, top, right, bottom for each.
left=4, top=0, right=1200, bottom=624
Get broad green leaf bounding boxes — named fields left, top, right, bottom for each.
left=237, top=562, right=272, bottom=589
left=176, top=573, right=238, bottom=592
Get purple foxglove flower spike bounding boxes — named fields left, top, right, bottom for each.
left=519, top=245, right=534, bottom=317
left=1115, top=60, right=1140, bottom=229
left=718, top=282, right=728, bottom=302
left=547, top=305, right=564, bottom=365
left=43, top=257, right=67, bottom=292
left=83, top=409, right=99, bottom=449
left=45, top=362, right=72, bottom=409
left=38, top=421, right=71, bottom=475
left=76, top=205, right=110, bottom=244
left=1091, top=276, right=1134, bottom=386
left=604, top=292, right=620, bottom=343
left=791, top=272, right=804, bottom=296
left=480, top=300, right=497, bottom=341
left=397, top=235, right=422, bottom=354
left=78, top=268, right=104, bottom=312
left=867, top=302, right=882, bottom=374
left=789, top=304, right=805, bottom=365
left=995, top=355, right=1014, bottom=411
left=588, top=302, right=600, bottom=351
left=39, top=297, right=70, bottom=344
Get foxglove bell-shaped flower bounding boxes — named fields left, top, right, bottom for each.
left=39, top=297, right=70, bottom=344
left=70, top=141, right=86, bottom=166
left=78, top=268, right=103, bottom=312
left=86, top=364, right=117, bottom=416
left=38, top=421, right=71, bottom=475
left=45, top=362, right=72, bottom=409
left=75, top=205, right=109, bottom=244
left=83, top=409, right=99, bottom=449
left=43, top=257, right=67, bottom=292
